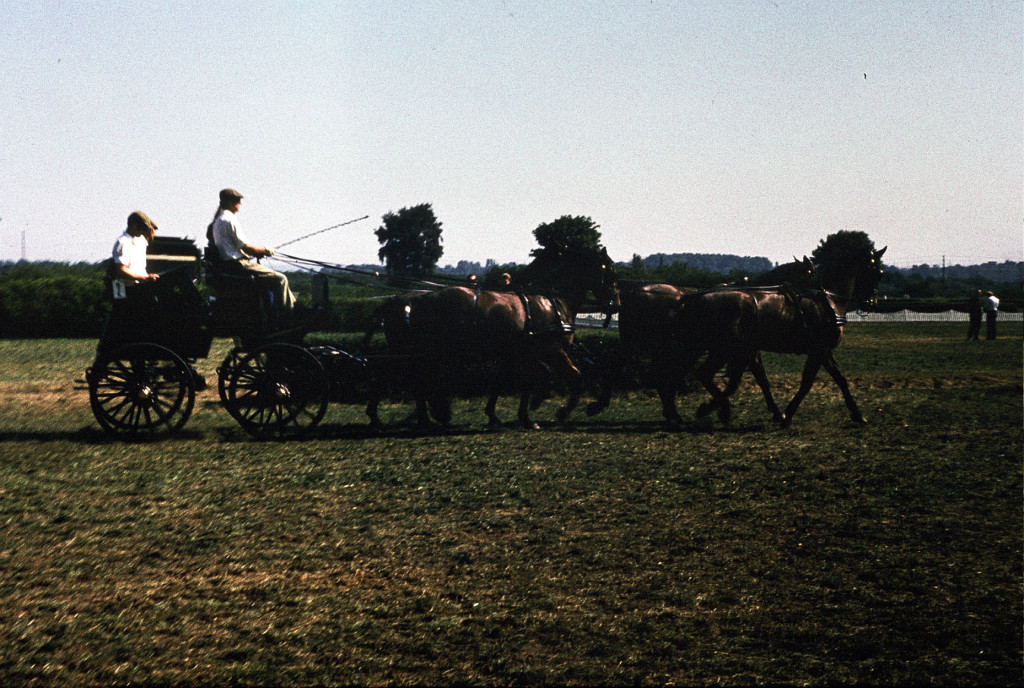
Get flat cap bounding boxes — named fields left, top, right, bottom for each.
left=127, top=211, right=157, bottom=231
left=219, top=188, right=244, bottom=203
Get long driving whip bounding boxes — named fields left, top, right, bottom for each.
left=274, top=215, right=370, bottom=251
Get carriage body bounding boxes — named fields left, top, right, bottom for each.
left=88, top=236, right=375, bottom=439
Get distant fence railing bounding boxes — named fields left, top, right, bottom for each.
left=846, top=310, right=1022, bottom=323
left=576, top=310, right=1022, bottom=329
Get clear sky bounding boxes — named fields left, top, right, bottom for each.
left=2, top=0, right=1021, bottom=269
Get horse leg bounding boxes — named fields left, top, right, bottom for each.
left=655, top=348, right=698, bottom=430
left=747, top=351, right=784, bottom=423
left=429, top=395, right=452, bottom=426
left=409, top=365, right=436, bottom=427
left=586, top=348, right=624, bottom=417
left=484, top=388, right=502, bottom=427
left=365, top=395, right=382, bottom=429
left=515, top=356, right=547, bottom=430
left=485, top=361, right=513, bottom=427
left=516, top=392, right=541, bottom=430
left=821, top=351, right=867, bottom=425
left=694, top=352, right=732, bottom=422
left=782, top=354, right=823, bottom=427
left=552, top=353, right=584, bottom=425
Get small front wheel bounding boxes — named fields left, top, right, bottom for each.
left=223, top=343, right=328, bottom=439
left=87, top=343, right=196, bottom=437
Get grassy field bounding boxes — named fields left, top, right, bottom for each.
left=1, top=323, right=1021, bottom=686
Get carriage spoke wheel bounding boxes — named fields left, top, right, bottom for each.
left=225, top=343, right=328, bottom=439
left=87, top=343, right=195, bottom=437
left=217, top=347, right=246, bottom=407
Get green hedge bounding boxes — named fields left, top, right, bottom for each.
left=0, top=276, right=109, bottom=338
left=0, top=272, right=389, bottom=339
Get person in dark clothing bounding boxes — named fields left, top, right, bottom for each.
left=966, top=289, right=983, bottom=340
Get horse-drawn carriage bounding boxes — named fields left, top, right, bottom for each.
left=87, top=231, right=883, bottom=438
left=86, top=236, right=379, bottom=439
left=85, top=238, right=621, bottom=439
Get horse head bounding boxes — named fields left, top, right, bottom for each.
left=852, top=246, right=886, bottom=305
left=522, top=245, right=620, bottom=315
left=819, top=245, right=885, bottom=308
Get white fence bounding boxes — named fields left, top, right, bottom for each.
left=845, top=309, right=1022, bottom=323
left=576, top=310, right=1022, bottom=329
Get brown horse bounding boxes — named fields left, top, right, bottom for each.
left=585, top=257, right=818, bottom=422
left=372, top=246, right=619, bottom=429
left=663, top=246, right=886, bottom=427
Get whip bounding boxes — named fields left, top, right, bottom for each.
left=273, top=215, right=370, bottom=251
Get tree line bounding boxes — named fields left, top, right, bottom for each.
left=1, top=208, right=1019, bottom=338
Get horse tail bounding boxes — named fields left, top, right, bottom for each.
left=363, top=300, right=388, bottom=349
left=368, top=293, right=420, bottom=351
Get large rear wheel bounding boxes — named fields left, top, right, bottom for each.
left=87, top=343, right=195, bottom=437
left=223, top=343, right=328, bottom=439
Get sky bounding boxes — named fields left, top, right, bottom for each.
left=2, top=0, right=1021, bottom=269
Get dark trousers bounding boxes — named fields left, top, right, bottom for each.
left=986, top=311, right=997, bottom=340
left=967, top=314, right=982, bottom=340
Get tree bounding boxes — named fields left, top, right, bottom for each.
left=374, top=204, right=444, bottom=277
left=532, top=215, right=602, bottom=255
left=811, top=230, right=882, bottom=269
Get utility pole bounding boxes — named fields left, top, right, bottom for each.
left=21, top=229, right=27, bottom=261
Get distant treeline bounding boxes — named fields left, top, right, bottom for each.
left=892, top=261, right=1023, bottom=284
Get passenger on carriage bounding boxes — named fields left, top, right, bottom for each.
left=207, top=188, right=295, bottom=314
left=111, top=211, right=159, bottom=283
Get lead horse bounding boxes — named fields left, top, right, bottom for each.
left=663, top=246, right=886, bottom=427
left=585, top=256, right=818, bottom=423
left=372, top=245, right=619, bottom=429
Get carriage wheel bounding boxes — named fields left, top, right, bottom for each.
left=87, top=343, right=196, bottom=436
left=224, top=343, right=328, bottom=439
left=216, top=347, right=246, bottom=407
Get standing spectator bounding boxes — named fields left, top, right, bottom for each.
left=984, top=291, right=1000, bottom=340
left=966, top=289, right=983, bottom=340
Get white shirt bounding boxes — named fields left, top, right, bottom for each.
left=211, top=209, right=250, bottom=261
left=111, top=231, right=149, bottom=278
left=985, top=295, right=999, bottom=312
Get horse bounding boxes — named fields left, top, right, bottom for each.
left=663, top=246, right=886, bottom=427
left=370, top=245, right=619, bottom=429
left=584, top=257, right=818, bottom=424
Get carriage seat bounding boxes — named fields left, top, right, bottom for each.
left=203, top=248, right=273, bottom=303
left=203, top=250, right=273, bottom=338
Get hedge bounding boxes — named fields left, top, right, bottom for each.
left=0, top=274, right=388, bottom=339
left=0, top=276, right=109, bottom=338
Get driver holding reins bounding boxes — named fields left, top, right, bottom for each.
left=207, top=187, right=295, bottom=313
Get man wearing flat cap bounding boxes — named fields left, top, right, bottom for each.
left=111, top=211, right=160, bottom=281
left=208, top=188, right=295, bottom=312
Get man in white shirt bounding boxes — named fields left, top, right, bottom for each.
left=984, top=291, right=999, bottom=340
left=112, top=211, right=159, bottom=282
left=208, top=188, right=295, bottom=312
